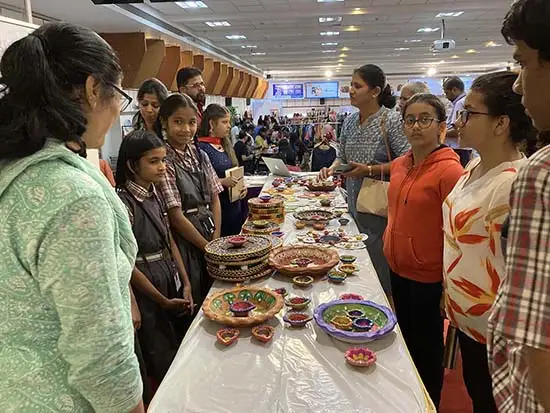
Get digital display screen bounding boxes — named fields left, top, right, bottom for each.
left=272, top=83, right=304, bottom=99
left=305, top=82, right=340, bottom=98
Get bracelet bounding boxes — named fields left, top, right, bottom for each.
left=367, top=165, right=373, bottom=176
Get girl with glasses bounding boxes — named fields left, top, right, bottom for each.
left=383, top=93, right=464, bottom=409
left=442, top=71, right=535, bottom=412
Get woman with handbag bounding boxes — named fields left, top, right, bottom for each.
left=384, top=94, right=464, bottom=409
left=319, top=64, right=410, bottom=295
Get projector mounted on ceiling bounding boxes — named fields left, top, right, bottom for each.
left=431, top=19, right=456, bottom=52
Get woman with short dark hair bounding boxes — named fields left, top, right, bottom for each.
left=0, top=22, right=143, bottom=412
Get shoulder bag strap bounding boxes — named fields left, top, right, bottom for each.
left=379, top=112, right=391, bottom=179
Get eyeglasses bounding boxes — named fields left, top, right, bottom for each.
left=457, top=109, right=491, bottom=124
left=403, top=117, right=440, bottom=129
left=186, top=81, right=206, bottom=90
left=109, top=83, right=133, bottom=112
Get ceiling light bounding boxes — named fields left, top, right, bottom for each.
left=321, top=31, right=340, bottom=36
left=435, top=11, right=464, bottom=18
left=339, top=53, right=348, bottom=57
left=325, top=70, right=333, bottom=78
left=226, top=35, right=246, bottom=40
left=338, top=63, right=342, bottom=67
left=417, top=27, right=440, bottom=33
left=241, top=45, right=257, bottom=49
left=451, top=55, right=459, bottom=59
left=427, top=67, right=437, bottom=76
left=318, top=0, right=344, bottom=2
left=394, top=47, right=410, bottom=51
left=319, top=16, right=342, bottom=23
left=404, top=39, right=422, bottom=43
left=251, top=52, right=266, bottom=56
left=344, top=26, right=360, bottom=32
left=338, top=59, right=345, bottom=63
left=341, top=47, right=350, bottom=51
left=322, top=50, right=337, bottom=53
left=321, top=42, right=338, bottom=46
left=176, top=1, right=207, bottom=9
left=351, top=8, right=366, bottom=15
left=485, top=40, right=503, bottom=48
left=205, top=21, right=230, bottom=27
left=466, top=49, right=478, bottom=54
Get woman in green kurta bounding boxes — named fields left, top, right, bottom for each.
left=0, top=23, right=143, bottom=412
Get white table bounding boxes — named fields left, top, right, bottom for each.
left=148, top=175, right=435, bottom=413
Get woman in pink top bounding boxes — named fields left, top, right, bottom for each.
left=442, top=71, right=535, bottom=412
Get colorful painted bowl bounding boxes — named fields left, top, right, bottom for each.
left=340, top=293, right=365, bottom=301
left=271, top=231, right=285, bottom=238
left=274, top=287, right=288, bottom=297
left=338, top=218, right=350, bottom=226
left=228, top=236, right=247, bottom=248
left=259, top=195, right=272, bottom=203
left=285, top=296, right=311, bottom=310
left=320, top=198, right=332, bottom=207
left=340, top=255, right=357, bottom=264
left=286, top=182, right=294, bottom=188
left=272, top=181, right=281, bottom=188
left=283, top=312, right=313, bottom=328
left=291, top=258, right=313, bottom=267
left=353, top=317, right=374, bottom=332
left=328, top=271, right=347, bottom=284
left=345, top=348, right=376, bottom=367
left=292, top=275, right=314, bottom=287
left=295, top=221, right=306, bottom=230
left=313, top=222, right=326, bottom=230
left=340, top=264, right=359, bottom=276
left=229, top=301, right=257, bottom=317
left=251, top=325, right=275, bottom=343
left=346, top=309, right=366, bottom=319
left=276, top=186, right=285, bottom=192
left=252, top=220, right=270, bottom=229
left=216, top=327, right=240, bottom=346
left=331, top=315, right=353, bottom=330
left=333, top=210, right=344, bottom=218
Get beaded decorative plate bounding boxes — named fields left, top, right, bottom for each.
left=205, top=253, right=271, bottom=268
left=202, top=286, right=284, bottom=327
left=241, top=220, right=281, bottom=235
left=306, top=181, right=337, bottom=192
left=248, top=197, right=285, bottom=209
left=205, top=235, right=272, bottom=263
left=271, top=237, right=284, bottom=250
left=208, top=267, right=274, bottom=283
left=313, top=300, right=397, bottom=343
left=269, top=245, right=340, bottom=278
left=207, top=260, right=270, bottom=280
left=293, top=209, right=335, bottom=225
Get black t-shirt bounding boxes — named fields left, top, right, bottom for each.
left=234, top=140, right=249, bottom=166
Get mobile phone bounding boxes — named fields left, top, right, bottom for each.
left=334, top=164, right=352, bottom=174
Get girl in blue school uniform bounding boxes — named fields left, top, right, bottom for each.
left=115, top=130, right=194, bottom=386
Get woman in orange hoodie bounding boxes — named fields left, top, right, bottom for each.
left=383, top=93, right=464, bottom=409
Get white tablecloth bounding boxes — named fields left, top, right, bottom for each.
left=148, top=175, right=434, bottom=413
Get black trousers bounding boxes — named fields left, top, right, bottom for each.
left=458, top=331, right=498, bottom=413
left=390, top=271, right=444, bottom=409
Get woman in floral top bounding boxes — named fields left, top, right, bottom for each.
left=443, top=71, right=534, bottom=412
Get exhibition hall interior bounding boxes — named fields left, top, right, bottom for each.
left=2, top=1, right=548, bottom=413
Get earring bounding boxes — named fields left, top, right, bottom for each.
left=162, top=129, right=168, bottom=141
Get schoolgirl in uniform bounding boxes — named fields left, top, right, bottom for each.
left=156, top=93, right=223, bottom=308
left=116, top=130, right=193, bottom=386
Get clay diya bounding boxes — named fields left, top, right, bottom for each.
left=320, top=198, right=332, bottom=207
left=216, top=327, right=240, bottom=346
left=228, top=236, right=247, bottom=248
left=251, top=325, right=275, bottom=343
left=333, top=210, right=344, bottom=218
left=344, top=348, right=376, bottom=367
left=295, top=221, right=306, bottom=230
left=285, top=296, right=311, bottom=310
left=283, top=312, right=313, bottom=328
left=252, top=220, right=270, bottom=229
left=291, top=257, right=313, bottom=268
left=292, top=275, right=314, bottom=287
left=328, top=271, right=347, bottom=284
left=340, top=293, right=365, bottom=301
left=259, top=195, right=272, bottom=203
left=285, top=182, right=294, bottom=188
left=276, top=187, right=286, bottom=192
left=338, top=218, right=350, bottom=226
left=346, top=309, right=366, bottom=319
left=274, top=287, right=288, bottom=297
left=340, top=255, right=357, bottom=264
left=272, top=181, right=281, bottom=188
left=331, top=315, right=353, bottom=330
left=229, top=301, right=256, bottom=317
left=340, top=264, right=359, bottom=276
left=353, top=318, right=374, bottom=332
left=271, top=231, right=285, bottom=238
left=313, top=222, right=326, bottom=231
